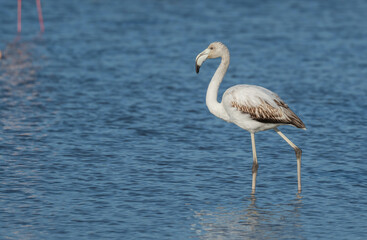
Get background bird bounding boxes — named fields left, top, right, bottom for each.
left=195, top=42, right=305, bottom=193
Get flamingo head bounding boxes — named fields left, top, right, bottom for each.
left=195, top=42, right=228, bottom=73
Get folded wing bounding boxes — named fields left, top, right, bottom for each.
left=225, top=85, right=306, bottom=129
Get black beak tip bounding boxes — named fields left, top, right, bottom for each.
left=195, top=65, right=200, bottom=74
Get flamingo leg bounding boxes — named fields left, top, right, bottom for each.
left=36, top=0, right=44, bottom=32
left=18, top=0, right=21, bottom=32
left=274, top=127, right=302, bottom=193
left=251, top=133, right=258, bottom=194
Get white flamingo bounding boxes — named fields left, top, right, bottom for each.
left=195, top=42, right=305, bottom=193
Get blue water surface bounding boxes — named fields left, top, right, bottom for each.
left=1, top=0, right=367, bottom=239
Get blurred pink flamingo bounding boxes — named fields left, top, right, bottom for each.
left=17, top=0, right=45, bottom=33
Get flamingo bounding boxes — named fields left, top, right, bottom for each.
left=195, top=42, right=305, bottom=193
left=17, top=0, right=45, bottom=33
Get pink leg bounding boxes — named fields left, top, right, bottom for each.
left=17, top=0, right=21, bottom=32
left=36, top=0, right=44, bottom=32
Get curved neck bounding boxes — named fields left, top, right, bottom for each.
left=206, top=52, right=230, bottom=122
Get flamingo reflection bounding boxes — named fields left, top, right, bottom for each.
left=192, top=194, right=303, bottom=239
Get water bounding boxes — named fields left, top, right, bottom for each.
left=1, top=0, right=367, bottom=239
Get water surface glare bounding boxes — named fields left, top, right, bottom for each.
left=1, top=0, right=367, bottom=239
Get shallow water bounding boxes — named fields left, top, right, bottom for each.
left=1, top=0, right=367, bottom=239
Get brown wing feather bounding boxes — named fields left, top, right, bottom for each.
left=231, top=99, right=306, bottom=129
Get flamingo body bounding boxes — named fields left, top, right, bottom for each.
left=222, top=84, right=305, bottom=133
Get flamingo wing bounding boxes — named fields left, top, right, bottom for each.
left=224, top=85, right=306, bottom=129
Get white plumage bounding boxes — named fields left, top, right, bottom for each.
left=195, top=42, right=305, bottom=193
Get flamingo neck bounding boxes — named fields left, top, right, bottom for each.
left=206, top=52, right=230, bottom=122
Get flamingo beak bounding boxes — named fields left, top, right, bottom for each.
left=195, top=48, right=210, bottom=74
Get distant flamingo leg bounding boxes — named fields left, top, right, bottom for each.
left=36, top=0, right=44, bottom=32
left=17, top=0, right=21, bottom=32
left=250, top=133, right=258, bottom=194
left=274, top=127, right=302, bottom=193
